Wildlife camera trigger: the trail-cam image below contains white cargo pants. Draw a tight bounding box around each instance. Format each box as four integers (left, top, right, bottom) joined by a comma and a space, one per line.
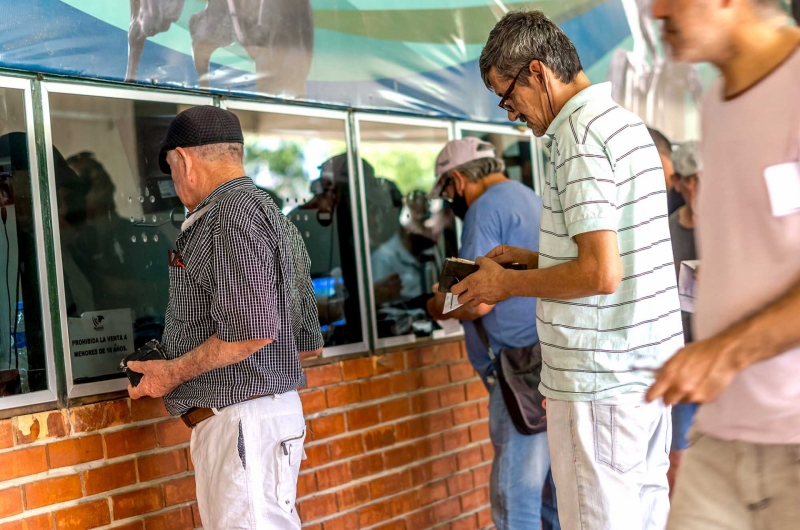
190, 391, 306, 530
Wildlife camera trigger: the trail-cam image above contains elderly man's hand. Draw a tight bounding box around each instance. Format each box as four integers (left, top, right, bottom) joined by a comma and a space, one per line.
646, 333, 742, 406
127, 359, 181, 400
451, 256, 511, 307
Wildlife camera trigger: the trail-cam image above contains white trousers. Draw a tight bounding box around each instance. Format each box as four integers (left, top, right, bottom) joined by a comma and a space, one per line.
191, 391, 306, 530
547, 392, 672, 530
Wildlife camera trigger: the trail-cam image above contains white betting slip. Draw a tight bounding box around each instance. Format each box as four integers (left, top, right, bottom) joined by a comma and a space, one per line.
443, 292, 463, 314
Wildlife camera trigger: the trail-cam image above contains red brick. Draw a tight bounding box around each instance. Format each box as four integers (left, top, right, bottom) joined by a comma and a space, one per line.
358, 499, 393, 527
460, 487, 489, 512
164, 476, 197, 506
329, 434, 364, 460
323, 512, 359, 530
297, 472, 316, 498
23, 474, 81, 509
316, 462, 351, 490
433, 497, 461, 523
452, 514, 479, 530
410, 462, 432, 486
192, 503, 201, 528
458, 446, 484, 470
389, 372, 422, 394
421, 366, 449, 388
415, 435, 443, 459
108, 524, 143, 530
131, 397, 170, 422
452, 403, 481, 425
406, 506, 435, 529
417, 342, 462, 366
113, 487, 164, 519
447, 471, 474, 496
13, 412, 68, 444
0, 487, 22, 518
431, 454, 458, 480
84, 460, 137, 495
380, 398, 410, 422
442, 427, 470, 452
69, 399, 131, 433
481, 442, 494, 462
335, 483, 370, 510
410, 391, 440, 414
302, 443, 331, 469
440, 385, 466, 407
145, 507, 193, 530
477, 399, 490, 419
466, 381, 489, 401
310, 414, 345, 440
0, 513, 52, 530
0, 446, 46, 482
359, 377, 393, 401
138, 449, 188, 482
351, 453, 383, 479
297, 492, 337, 521
347, 405, 380, 431
326, 383, 361, 408
369, 471, 411, 499
449, 361, 476, 382
156, 418, 191, 447
342, 357, 374, 381
48, 435, 103, 468
391, 491, 418, 517
363, 425, 396, 451
375, 521, 406, 530
477, 506, 493, 528
383, 443, 418, 469
418, 480, 448, 506
104, 425, 157, 458
305, 364, 342, 388
424, 410, 454, 434
469, 422, 490, 443
395, 417, 425, 442
0, 421, 12, 449
299, 389, 327, 414
54, 500, 111, 530
375, 352, 405, 374
473, 463, 491, 486
186, 448, 194, 470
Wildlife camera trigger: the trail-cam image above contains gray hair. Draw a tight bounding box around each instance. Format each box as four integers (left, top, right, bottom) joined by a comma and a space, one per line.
448, 156, 506, 183
479, 10, 582, 89
188, 142, 244, 164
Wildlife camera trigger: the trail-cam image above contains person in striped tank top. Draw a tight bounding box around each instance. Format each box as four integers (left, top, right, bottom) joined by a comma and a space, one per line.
451, 10, 683, 530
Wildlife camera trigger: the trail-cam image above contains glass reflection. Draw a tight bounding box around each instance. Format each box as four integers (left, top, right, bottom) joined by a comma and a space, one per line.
359, 121, 456, 341
461, 131, 534, 190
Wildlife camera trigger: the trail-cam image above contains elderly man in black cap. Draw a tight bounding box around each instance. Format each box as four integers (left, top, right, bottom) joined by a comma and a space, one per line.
127, 106, 323, 529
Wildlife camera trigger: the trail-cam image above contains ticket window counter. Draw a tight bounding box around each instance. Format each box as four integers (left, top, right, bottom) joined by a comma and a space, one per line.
0, 77, 58, 407
223, 101, 369, 357
355, 115, 461, 349
42, 83, 213, 398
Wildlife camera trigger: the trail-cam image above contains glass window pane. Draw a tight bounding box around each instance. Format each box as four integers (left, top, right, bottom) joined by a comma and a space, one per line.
0, 87, 49, 396
49, 94, 196, 384
358, 121, 456, 341
231, 109, 363, 348
461, 130, 534, 190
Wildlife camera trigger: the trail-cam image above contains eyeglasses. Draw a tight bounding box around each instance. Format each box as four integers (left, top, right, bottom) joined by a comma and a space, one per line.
497, 64, 529, 113
438, 175, 455, 201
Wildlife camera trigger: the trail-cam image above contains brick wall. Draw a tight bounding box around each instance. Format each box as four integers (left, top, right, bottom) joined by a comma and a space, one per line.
0, 339, 493, 530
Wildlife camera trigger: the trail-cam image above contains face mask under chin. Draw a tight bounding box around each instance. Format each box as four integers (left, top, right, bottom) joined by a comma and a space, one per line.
450, 193, 468, 220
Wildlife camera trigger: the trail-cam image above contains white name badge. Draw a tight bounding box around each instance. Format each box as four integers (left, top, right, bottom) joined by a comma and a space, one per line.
443, 292, 463, 314
764, 162, 800, 217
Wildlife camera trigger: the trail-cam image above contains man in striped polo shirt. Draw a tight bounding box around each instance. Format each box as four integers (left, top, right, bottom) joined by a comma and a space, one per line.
452, 11, 683, 529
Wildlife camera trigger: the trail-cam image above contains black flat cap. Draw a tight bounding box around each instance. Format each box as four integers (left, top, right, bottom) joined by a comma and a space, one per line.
159, 106, 244, 174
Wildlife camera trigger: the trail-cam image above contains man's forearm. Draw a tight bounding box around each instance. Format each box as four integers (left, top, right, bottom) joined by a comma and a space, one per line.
501, 258, 619, 300
722, 275, 800, 370
172, 335, 272, 385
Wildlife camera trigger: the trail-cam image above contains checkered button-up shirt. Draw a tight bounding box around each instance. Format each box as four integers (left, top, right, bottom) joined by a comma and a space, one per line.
162, 177, 323, 416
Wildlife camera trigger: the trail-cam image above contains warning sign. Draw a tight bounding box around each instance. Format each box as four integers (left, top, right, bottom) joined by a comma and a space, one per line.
68, 309, 135, 381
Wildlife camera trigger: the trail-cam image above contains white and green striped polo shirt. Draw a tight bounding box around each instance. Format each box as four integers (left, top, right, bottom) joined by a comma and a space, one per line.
537, 82, 683, 401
